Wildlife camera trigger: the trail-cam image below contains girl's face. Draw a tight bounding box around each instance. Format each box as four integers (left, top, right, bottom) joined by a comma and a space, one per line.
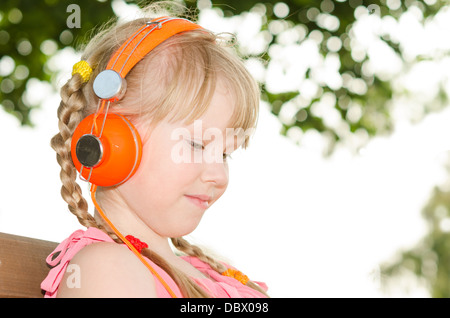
116, 80, 242, 238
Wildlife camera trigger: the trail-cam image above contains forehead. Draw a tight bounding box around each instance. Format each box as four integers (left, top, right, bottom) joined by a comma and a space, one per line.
185, 80, 235, 132
183, 85, 248, 150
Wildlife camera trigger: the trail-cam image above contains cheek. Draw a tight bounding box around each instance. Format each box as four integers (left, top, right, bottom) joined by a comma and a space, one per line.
138, 140, 196, 187
120, 138, 200, 207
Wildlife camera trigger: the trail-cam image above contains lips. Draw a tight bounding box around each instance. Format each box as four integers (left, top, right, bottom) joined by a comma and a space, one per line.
185, 194, 211, 209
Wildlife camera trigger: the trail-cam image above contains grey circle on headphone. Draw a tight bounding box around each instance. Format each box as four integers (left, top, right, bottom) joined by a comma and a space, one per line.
76, 134, 103, 168
93, 69, 127, 101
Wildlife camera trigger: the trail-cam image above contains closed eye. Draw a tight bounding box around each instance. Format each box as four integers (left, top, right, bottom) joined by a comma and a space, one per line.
189, 140, 204, 150
188, 139, 233, 162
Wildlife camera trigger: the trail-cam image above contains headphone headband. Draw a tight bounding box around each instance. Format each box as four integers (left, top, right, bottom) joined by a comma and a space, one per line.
109, 17, 202, 77
93, 17, 203, 101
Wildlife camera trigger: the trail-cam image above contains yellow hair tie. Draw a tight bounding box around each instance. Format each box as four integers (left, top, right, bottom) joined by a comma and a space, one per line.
72, 60, 92, 83
222, 268, 249, 285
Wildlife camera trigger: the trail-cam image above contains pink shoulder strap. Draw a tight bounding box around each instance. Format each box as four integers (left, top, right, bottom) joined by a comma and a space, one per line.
40, 228, 182, 298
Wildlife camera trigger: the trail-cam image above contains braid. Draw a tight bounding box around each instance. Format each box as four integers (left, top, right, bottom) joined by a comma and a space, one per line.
171, 237, 227, 273
171, 237, 269, 296
50, 74, 99, 229
140, 247, 210, 298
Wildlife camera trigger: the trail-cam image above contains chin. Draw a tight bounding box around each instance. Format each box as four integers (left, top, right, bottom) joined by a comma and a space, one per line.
168, 220, 203, 238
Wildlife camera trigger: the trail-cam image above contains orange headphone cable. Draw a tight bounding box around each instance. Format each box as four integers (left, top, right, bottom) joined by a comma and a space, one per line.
89, 184, 178, 298
92, 99, 108, 135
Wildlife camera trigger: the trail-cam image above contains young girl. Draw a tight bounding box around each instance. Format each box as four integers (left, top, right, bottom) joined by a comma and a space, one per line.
40, 4, 268, 298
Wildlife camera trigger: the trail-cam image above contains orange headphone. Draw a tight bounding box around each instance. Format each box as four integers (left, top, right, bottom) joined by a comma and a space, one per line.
70, 16, 203, 298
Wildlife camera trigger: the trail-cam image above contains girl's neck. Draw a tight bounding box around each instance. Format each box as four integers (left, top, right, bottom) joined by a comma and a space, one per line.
93, 188, 177, 262
93, 188, 210, 280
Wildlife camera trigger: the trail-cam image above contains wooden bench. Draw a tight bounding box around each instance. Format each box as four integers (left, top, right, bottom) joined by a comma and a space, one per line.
0, 232, 57, 298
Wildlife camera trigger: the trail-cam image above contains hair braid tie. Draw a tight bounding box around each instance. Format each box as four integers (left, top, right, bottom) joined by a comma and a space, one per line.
72, 60, 93, 83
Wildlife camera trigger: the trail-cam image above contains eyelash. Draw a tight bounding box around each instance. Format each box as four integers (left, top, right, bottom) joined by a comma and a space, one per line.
189, 140, 232, 161
190, 140, 204, 150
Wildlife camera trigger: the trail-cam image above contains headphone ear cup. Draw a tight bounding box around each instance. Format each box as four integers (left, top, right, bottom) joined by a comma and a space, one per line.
71, 113, 142, 187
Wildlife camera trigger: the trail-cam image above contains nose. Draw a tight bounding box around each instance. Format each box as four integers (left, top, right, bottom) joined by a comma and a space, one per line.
200, 161, 229, 188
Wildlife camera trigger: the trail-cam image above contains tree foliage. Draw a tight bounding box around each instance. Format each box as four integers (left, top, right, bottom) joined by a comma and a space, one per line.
380, 160, 450, 297
0, 0, 445, 144
0, 0, 114, 125
209, 0, 447, 154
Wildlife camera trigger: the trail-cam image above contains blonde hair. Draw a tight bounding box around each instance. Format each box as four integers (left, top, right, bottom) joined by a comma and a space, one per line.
51, 4, 266, 298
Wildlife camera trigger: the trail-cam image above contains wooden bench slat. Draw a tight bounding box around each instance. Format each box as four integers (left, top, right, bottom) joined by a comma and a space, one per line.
0, 232, 57, 298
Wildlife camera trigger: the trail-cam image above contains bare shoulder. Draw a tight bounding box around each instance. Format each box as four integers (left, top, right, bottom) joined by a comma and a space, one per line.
56, 242, 157, 298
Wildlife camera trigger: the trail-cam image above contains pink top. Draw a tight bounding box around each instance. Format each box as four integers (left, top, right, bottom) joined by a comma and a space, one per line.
40, 227, 268, 298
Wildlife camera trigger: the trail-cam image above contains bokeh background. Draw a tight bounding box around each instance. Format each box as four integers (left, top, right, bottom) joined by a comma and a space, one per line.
1, 0, 450, 297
